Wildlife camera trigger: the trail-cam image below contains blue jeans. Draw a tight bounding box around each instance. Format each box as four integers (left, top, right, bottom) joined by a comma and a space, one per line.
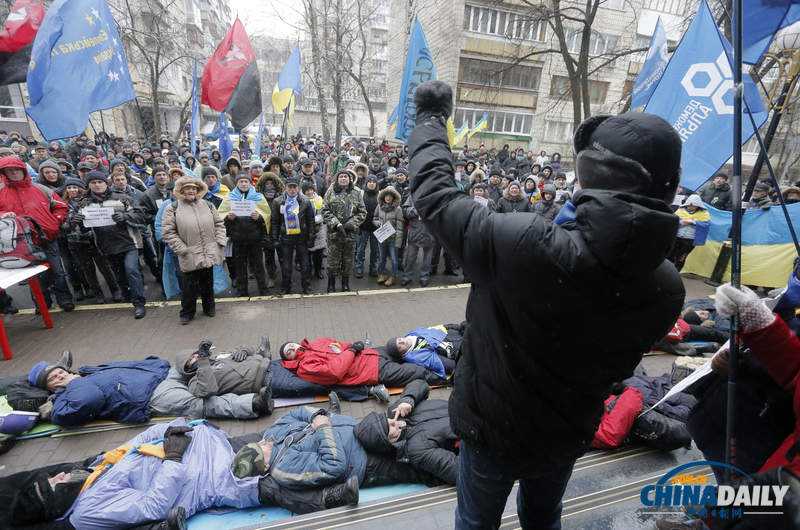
378, 241, 398, 276
38, 239, 74, 307
355, 228, 378, 272
106, 249, 146, 308
264, 360, 369, 401
455, 441, 575, 530
402, 243, 432, 282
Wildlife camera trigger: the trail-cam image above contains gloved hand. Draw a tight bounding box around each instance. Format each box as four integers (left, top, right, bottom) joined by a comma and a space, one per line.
344, 224, 355, 234
71, 213, 86, 224
349, 341, 365, 355
715, 283, 775, 332
197, 339, 213, 358
163, 426, 194, 463
413, 80, 453, 122
232, 349, 248, 362
337, 225, 347, 241
111, 212, 126, 224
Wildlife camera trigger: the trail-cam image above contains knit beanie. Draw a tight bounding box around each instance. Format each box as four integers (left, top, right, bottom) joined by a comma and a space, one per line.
64, 177, 86, 190
279, 342, 292, 361
84, 171, 107, 185
385, 338, 401, 360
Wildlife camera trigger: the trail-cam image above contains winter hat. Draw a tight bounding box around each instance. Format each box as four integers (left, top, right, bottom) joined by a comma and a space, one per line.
64, 177, 86, 190
152, 167, 169, 178
37, 159, 62, 174
509, 180, 521, 191
235, 171, 252, 183
365, 175, 378, 185
573, 113, 682, 199
353, 411, 394, 453
714, 172, 729, 181
282, 155, 294, 164
456, 159, 466, 168
489, 168, 503, 177
28, 361, 66, 390
284, 177, 300, 187
754, 181, 771, 192
395, 168, 408, 177
250, 160, 262, 169
76, 161, 93, 171
683, 310, 702, 325
542, 183, 557, 196
109, 158, 128, 170
301, 181, 315, 194
472, 182, 487, 190
301, 158, 314, 166
0, 147, 13, 156
201, 167, 217, 178
385, 338, 401, 360
179, 146, 191, 155
84, 171, 107, 185
199, 151, 210, 160
168, 155, 181, 164
169, 168, 186, 178
267, 156, 282, 168
230, 442, 268, 478
279, 342, 293, 361
555, 172, 567, 181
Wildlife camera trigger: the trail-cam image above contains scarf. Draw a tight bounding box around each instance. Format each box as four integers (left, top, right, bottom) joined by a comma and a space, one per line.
228, 186, 265, 203
205, 180, 220, 199
263, 187, 276, 199
284, 194, 301, 235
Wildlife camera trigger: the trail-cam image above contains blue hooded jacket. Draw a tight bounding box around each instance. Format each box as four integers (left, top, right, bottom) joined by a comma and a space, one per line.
50, 357, 170, 427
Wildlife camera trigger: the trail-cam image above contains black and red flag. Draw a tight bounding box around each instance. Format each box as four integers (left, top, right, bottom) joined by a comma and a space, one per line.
202, 18, 262, 131
0, 0, 45, 86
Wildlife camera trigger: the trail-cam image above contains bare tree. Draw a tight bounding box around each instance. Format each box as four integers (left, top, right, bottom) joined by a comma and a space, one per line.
110, 0, 193, 139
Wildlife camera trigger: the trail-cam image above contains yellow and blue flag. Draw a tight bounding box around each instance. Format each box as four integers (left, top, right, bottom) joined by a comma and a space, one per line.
468, 113, 488, 139
683, 203, 800, 288
26, 0, 134, 141
387, 104, 399, 130
453, 121, 469, 145
272, 41, 302, 114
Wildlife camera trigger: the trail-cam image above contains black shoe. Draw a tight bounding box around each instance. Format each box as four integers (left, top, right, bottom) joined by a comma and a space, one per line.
694, 342, 721, 356
61, 302, 75, 312
134, 307, 146, 319
327, 277, 336, 293
364, 332, 372, 348
204, 310, 216, 317
231, 277, 238, 288
369, 269, 378, 277
56, 349, 73, 370
315, 269, 325, 279
1, 305, 18, 315
259, 289, 271, 296
180, 316, 191, 325
237, 291, 249, 298
341, 277, 350, 292
323, 475, 359, 509
254, 333, 271, 359
151, 506, 186, 530
73, 289, 85, 302
355, 268, 364, 279
281, 288, 291, 295
252, 386, 274, 415
420, 279, 428, 287
111, 288, 124, 303
430, 266, 438, 275
328, 391, 341, 415
400, 278, 411, 286
444, 269, 458, 276
302, 287, 313, 295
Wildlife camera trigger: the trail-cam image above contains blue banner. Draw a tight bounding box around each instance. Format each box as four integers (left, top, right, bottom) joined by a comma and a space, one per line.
26, 0, 135, 140
643, 0, 769, 192
191, 59, 198, 156
255, 112, 263, 157
395, 17, 437, 143
218, 112, 232, 162
739, 0, 800, 65
631, 17, 667, 110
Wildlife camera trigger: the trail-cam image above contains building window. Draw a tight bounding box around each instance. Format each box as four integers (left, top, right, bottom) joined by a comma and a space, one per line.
459, 58, 541, 90
565, 30, 619, 57
622, 79, 635, 100
463, 4, 546, 42
544, 120, 574, 143
550, 76, 609, 103
0, 85, 25, 120
643, 0, 687, 15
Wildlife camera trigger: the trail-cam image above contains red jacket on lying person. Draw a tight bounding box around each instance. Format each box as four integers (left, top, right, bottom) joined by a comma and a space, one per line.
281, 337, 381, 386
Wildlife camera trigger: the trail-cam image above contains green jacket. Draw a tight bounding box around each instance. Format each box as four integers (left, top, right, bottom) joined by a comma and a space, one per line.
322, 181, 366, 241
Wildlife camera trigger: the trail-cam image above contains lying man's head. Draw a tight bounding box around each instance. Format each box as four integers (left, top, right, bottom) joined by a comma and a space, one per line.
683, 310, 710, 325
279, 342, 301, 361
10, 469, 89, 525
29, 362, 79, 393
384, 337, 414, 360
354, 410, 407, 453
231, 438, 273, 478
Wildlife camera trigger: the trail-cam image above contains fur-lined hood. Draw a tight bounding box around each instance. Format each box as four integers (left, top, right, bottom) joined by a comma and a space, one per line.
354, 162, 369, 178
377, 186, 401, 205
174, 176, 208, 199
782, 186, 800, 199
256, 172, 285, 195
502, 187, 527, 202
469, 169, 486, 185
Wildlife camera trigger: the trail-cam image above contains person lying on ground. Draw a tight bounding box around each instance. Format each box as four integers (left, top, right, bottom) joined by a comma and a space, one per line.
1, 417, 358, 530
653, 309, 729, 356
383, 323, 465, 378
278, 333, 449, 402
354, 379, 459, 486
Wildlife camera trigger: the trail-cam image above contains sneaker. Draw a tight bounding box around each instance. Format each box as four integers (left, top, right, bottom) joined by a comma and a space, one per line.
369, 384, 389, 403
134, 307, 146, 319
653, 520, 707, 530
323, 475, 359, 509
252, 386, 274, 415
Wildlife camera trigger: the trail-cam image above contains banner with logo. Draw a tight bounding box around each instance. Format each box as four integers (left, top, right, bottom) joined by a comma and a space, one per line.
631, 17, 668, 110
643, 0, 769, 192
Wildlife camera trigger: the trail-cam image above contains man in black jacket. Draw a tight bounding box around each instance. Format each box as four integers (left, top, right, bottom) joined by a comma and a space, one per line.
271, 178, 315, 295
700, 172, 733, 211
407, 81, 685, 530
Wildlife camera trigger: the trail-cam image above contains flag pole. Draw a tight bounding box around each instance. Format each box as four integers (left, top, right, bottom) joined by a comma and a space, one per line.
281, 99, 290, 141
134, 97, 150, 141
725, 0, 743, 483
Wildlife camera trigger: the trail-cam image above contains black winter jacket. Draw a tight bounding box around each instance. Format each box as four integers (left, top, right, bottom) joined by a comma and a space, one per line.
700, 182, 733, 211
360, 187, 379, 232
353, 380, 459, 485
72, 190, 146, 256
224, 210, 265, 243
270, 193, 316, 245
408, 116, 685, 467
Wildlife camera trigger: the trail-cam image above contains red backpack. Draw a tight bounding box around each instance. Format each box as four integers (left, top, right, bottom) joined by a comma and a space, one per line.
0, 216, 47, 268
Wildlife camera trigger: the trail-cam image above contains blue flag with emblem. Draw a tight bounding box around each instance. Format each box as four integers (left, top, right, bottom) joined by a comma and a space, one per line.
218, 112, 232, 162
395, 17, 437, 143
25, 0, 135, 141
191, 59, 198, 156
643, 0, 769, 192
631, 17, 668, 110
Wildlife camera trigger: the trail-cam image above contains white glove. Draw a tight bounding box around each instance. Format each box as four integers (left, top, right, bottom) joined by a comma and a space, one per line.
715, 283, 775, 332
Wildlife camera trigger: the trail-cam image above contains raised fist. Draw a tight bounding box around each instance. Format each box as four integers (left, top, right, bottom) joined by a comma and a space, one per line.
414, 81, 453, 122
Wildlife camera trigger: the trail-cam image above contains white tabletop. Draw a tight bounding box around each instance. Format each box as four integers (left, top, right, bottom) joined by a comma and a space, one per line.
0, 264, 48, 290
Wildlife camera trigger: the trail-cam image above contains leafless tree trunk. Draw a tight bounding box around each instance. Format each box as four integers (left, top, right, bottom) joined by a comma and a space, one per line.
304, 0, 332, 141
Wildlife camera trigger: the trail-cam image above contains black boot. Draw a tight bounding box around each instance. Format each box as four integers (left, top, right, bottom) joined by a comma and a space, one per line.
57, 350, 73, 370
328, 391, 341, 415
254, 333, 271, 359
693, 342, 721, 356
364, 332, 372, 348
150, 506, 186, 530
323, 475, 359, 509
315, 268, 325, 279
252, 386, 274, 416
327, 276, 336, 293
341, 276, 350, 292
72, 286, 85, 302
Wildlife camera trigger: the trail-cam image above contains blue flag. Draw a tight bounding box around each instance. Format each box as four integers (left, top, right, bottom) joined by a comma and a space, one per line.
643, 0, 769, 192
26, 0, 135, 141
218, 112, 232, 162
255, 112, 263, 157
191, 59, 198, 156
631, 17, 668, 110
739, 0, 800, 65
396, 17, 437, 143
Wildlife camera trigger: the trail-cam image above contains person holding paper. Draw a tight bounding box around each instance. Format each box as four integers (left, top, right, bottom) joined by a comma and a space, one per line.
270, 177, 315, 295
66, 172, 148, 319
372, 186, 403, 287
218, 172, 272, 297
